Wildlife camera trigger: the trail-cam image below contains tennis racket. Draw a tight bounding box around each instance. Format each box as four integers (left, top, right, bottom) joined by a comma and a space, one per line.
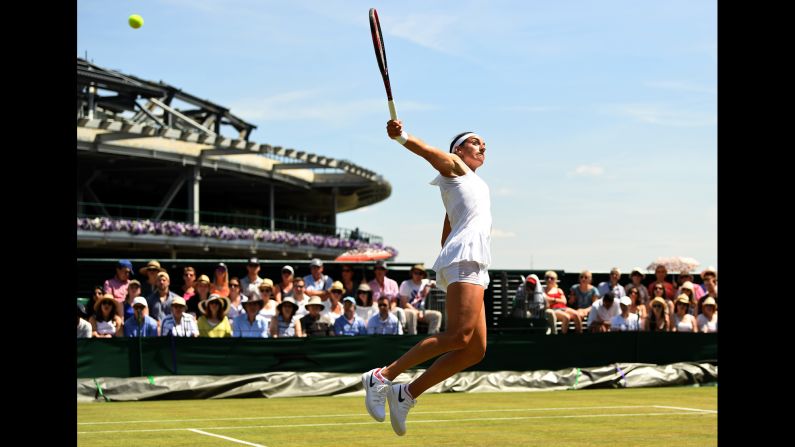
369, 8, 398, 120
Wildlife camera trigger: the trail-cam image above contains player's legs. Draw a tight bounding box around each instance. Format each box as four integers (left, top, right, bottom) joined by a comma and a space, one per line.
380, 281, 485, 388
406, 299, 486, 397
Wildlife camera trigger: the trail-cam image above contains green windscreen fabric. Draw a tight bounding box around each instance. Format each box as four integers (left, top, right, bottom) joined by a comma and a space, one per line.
78, 332, 716, 378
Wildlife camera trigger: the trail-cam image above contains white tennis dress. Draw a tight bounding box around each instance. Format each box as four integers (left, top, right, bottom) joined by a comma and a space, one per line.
430, 163, 492, 289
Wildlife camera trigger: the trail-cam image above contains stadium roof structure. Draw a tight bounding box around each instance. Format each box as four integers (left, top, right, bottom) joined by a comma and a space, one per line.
77, 58, 392, 259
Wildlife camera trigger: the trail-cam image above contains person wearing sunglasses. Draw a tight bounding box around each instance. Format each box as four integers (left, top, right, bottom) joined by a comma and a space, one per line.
644, 297, 671, 332
543, 271, 581, 334
569, 270, 600, 320
367, 296, 403, 335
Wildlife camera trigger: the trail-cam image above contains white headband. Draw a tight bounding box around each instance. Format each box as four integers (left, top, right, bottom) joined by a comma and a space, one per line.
451, 133, 477, 152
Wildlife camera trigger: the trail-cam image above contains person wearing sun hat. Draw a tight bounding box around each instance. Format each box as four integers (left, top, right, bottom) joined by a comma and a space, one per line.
300, 296, 334, 337
697, 296, 718, 333
89, 293, 124, 338
139, 260, 165, 297
124, 297, 159, 337
231, 292, 269, 338
197, 294, 232, 337
160, 297, 199, 337
672, 294, 697, 332
645, 296, 670, 332
270, 296, 303, 338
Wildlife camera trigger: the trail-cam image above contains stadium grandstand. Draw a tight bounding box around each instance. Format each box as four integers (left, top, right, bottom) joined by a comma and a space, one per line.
77, 57, 393, 260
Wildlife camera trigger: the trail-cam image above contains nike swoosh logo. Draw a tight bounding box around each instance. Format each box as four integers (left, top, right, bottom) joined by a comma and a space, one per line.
398, 386, 405, 402
369, 374, 376, 387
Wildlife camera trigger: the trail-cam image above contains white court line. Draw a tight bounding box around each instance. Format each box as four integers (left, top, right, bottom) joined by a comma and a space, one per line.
188, 429, 267, 447
653, 405, 718, 414
78, 410, 715, 434
78, 405, 649, 425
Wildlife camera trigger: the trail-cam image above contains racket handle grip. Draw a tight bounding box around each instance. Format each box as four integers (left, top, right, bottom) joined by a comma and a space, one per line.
388, 100, 398, 121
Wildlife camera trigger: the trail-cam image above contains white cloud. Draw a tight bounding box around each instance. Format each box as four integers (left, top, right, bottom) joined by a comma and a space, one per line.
606, 103, 716, 127
491, 228, 517, 238
387, 14, 460, 54
571, 165, 604, 176
645, 81, 716, 95
494, 187, 516, 197
228, 90, 436, 124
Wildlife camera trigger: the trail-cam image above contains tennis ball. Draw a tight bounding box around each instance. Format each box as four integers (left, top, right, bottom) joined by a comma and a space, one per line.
128, 14, 144, 29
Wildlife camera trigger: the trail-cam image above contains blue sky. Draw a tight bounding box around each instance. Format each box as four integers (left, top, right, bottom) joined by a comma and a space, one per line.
78, 0, 717, 272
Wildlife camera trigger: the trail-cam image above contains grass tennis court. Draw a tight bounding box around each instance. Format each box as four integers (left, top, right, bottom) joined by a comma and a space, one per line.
77, 386, 716, 446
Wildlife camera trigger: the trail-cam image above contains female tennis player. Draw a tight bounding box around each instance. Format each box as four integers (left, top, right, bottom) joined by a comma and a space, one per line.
362, 119, 492, 436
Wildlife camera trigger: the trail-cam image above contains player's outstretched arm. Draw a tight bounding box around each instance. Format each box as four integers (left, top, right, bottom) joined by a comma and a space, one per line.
386, 120, 463, 177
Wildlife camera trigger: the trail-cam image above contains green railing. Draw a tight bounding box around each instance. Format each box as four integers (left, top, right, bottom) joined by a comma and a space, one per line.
76, 201, 382, 243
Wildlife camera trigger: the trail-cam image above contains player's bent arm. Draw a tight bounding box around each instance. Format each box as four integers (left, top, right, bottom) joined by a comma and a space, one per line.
402, 135, 461, 177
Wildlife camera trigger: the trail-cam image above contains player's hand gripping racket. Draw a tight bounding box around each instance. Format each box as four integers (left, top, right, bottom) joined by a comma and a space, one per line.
369, 8, 397, 120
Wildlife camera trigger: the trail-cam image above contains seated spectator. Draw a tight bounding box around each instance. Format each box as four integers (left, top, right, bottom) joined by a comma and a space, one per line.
625, 285, 648, 324
77, 303, 92, 338
513, 274, 556, 329
300, 296, 334, 337
146, 271, 180, 322
610, 296, 640, 331
270, 297, 303, 338
697, 297, 718, 333
355, 283, 378, 323
597, 267, 626, 300
368, 260, 406, 329
104, 259, 133, 317
139, 260, 164, 297
187, 274, 211, 317
649, 281, 674, 318
367, 296, 404, 335
339, 264, 360, 297
678, 281, 699, 316
257, 279, 279, 320
569, 270, 600, 319
182, 266, 197, 303
672, 294, 697, 332
699, 266, 718, 298
644, 297, 671, 332
231, 293, 269, 338
274, 265, 295, 303
86, 285, 104, 320
160, 297, 199, 337
240, 257, 263, 293
323, 281, 345, 322
226, 277, 246, 320
647, 264, 676, 300
698, 267, 718, 314
542, 271, 580, 334
197, 294, 233, 338
399, 264, 443, 335
291, 277, 312, 318
586, 291, 620, 333
89, 293, 124, 338
677, 270, 704, 302
123, 279, 143, 322
210, 263, 230, 298
124, 297, 159, 337
624, 267, 650, 305
333, 297, 367, 336
303, 258, 333, 299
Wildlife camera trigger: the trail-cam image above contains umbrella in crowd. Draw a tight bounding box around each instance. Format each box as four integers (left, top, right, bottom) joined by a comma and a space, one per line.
646, 256, 700, 273
335, 248, 394, 262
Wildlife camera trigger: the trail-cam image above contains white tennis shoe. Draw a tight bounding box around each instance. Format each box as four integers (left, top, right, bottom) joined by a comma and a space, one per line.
387, 383, 416, 436
362, 368, 390, 422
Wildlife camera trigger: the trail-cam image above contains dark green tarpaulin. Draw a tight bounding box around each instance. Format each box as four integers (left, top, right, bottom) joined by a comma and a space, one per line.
78, 332, 716, 378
